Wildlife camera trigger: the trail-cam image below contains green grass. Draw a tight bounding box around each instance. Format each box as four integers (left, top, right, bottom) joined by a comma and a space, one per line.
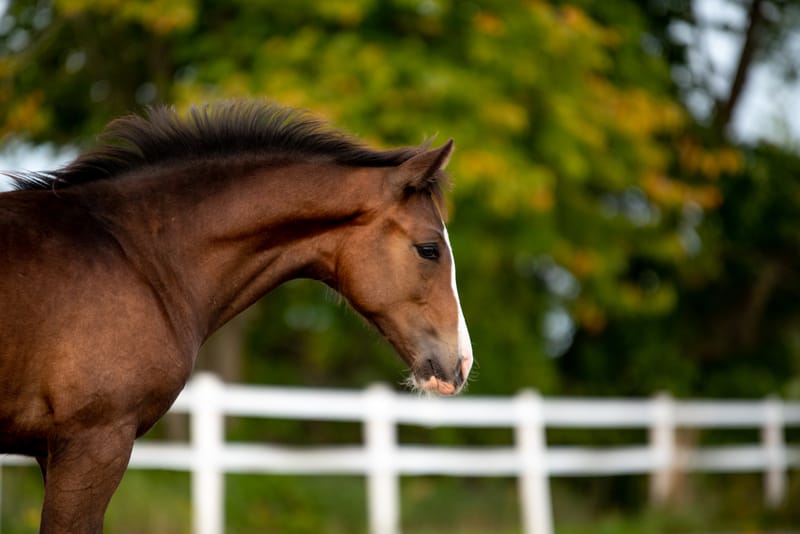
3, 467, 800, 533
0, 466, 43, 534
106, 470, 192, 534
225, 475, 366, 534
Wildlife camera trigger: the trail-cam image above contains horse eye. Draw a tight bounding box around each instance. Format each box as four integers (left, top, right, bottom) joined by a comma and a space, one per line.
415, 243, 440, 261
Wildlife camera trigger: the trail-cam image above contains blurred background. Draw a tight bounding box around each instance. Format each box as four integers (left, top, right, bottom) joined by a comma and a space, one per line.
1, 0, 800, 532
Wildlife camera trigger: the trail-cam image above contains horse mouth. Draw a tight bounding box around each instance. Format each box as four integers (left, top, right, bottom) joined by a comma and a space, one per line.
413, 375, 460, 396
411, 356, 465, 396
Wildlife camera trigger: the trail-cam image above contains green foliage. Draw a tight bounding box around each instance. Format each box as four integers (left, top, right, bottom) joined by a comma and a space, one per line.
3, 0, 800, 399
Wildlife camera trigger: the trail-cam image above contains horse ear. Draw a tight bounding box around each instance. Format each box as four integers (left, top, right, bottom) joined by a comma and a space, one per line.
391, 139, 454, 195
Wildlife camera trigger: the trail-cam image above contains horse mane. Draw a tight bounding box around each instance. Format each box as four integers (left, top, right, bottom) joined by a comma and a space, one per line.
8, 100, 430, 192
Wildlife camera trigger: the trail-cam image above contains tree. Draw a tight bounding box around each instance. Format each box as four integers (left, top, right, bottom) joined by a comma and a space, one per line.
2, 0, 799, 398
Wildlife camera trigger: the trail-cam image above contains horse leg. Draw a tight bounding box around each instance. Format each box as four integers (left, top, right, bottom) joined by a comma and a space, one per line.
39, 425, 135, 534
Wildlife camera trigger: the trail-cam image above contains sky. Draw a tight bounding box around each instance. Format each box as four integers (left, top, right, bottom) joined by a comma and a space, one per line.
1, 0, 799, 190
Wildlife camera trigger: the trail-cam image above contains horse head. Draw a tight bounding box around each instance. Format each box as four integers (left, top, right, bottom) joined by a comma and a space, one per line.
333, 140, 473, 395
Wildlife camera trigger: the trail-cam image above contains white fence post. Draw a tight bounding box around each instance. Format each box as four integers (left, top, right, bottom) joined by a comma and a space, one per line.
762, 395, 786, 508
514, 390, 552, 534
649, 392, 675, 504
191, 373, 225, 534
365, 384, 399, 534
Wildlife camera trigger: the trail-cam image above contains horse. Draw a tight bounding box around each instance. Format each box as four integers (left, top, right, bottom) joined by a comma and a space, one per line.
0, 100, 473, 533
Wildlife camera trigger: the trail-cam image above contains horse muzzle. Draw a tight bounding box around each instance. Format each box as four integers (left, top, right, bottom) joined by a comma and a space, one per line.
412, 354, 470, 396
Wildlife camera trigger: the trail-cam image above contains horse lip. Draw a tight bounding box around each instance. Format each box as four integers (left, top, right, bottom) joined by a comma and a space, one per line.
415, 375, 459, 396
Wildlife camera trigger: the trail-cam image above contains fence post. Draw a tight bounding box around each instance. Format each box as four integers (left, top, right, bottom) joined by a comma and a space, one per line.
762, 395, 786, 508
191, 373, 225, 534
365, 384, 398, 534
649, 392, 675, 504
514, 389, 552, 534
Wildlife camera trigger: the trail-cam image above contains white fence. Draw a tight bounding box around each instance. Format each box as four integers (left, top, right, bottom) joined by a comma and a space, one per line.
2, 372, 800, 534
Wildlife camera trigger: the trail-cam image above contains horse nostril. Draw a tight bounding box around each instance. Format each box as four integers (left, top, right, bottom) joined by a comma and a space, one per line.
426, 358, 439, 379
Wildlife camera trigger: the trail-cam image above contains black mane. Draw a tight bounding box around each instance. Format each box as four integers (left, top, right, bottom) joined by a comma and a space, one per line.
9, 100, 422, 191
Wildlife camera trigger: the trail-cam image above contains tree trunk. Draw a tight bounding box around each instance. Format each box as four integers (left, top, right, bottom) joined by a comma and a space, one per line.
714, 0, 764, 133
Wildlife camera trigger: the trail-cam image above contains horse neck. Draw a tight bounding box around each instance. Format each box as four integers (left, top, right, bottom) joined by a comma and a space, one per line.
94, 158, 382, 343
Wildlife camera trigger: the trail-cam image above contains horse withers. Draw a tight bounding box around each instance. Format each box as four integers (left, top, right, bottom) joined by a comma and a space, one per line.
0, 101, 473, 533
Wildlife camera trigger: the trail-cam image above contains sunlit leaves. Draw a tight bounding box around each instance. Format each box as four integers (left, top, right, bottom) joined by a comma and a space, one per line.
0, 91, 47, 140
55, 0, 196, 34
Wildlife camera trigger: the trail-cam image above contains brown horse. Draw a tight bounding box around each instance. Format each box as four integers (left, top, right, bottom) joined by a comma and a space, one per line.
0, 100, 473, 533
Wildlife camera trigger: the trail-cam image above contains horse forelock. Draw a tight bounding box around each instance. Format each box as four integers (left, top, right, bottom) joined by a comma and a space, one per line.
7, 99, 426, 192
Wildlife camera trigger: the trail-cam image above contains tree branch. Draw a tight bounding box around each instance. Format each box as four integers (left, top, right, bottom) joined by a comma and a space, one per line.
714, 0, 764, 132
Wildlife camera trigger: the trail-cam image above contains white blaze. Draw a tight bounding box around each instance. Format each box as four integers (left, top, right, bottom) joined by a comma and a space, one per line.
443, 225, 473, 378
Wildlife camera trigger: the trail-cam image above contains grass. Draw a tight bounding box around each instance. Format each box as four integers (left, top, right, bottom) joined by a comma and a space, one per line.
2, 466, 800, 533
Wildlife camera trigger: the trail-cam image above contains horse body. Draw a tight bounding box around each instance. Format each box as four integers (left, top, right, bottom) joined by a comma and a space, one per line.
0, 101, 472, 533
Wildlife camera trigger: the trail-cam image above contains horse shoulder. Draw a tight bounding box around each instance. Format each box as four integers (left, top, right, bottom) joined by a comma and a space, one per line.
0, 194, 193, 448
